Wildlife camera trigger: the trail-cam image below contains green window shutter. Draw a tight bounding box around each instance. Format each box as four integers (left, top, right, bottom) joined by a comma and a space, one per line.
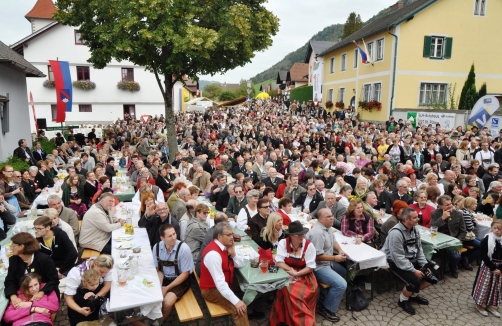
423, 36, 432, 57
444, 37, 453, 59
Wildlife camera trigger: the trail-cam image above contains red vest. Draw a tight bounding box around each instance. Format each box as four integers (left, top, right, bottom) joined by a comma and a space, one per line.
200, 240, 234, 290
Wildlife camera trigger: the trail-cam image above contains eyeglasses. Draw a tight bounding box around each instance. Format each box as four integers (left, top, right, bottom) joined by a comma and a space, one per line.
34, 227, 46, 231
260, 206, 270, 209
11, 243, 19, 247
202, 211, 209, 215
223, 233, 234, 237
5, 170, 13, 173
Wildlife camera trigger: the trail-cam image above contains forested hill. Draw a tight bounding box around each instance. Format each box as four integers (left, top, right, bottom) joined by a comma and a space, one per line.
250, 0, 417, 83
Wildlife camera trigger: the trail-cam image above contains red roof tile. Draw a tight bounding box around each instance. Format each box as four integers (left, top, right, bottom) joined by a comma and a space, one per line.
289, 63, 308, 82
25, 0, 57, 20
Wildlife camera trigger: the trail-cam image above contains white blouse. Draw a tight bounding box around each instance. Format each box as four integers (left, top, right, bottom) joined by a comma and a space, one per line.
275, 238, 316, 269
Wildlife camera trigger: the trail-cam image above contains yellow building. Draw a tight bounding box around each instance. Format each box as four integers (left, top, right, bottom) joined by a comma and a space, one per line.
318, 0, 502, 121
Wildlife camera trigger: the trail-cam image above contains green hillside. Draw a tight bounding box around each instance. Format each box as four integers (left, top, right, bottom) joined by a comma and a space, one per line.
250, 0, 417, 84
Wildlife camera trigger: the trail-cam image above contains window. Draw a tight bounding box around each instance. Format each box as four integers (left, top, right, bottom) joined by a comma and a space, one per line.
354, 49, 358, 68
373, 83, 381, 102
79, 104, 92, 112
327, 89, 334, 102
76, 66, 90, 81
376, 39, 384, 61
419, 83, 448, 106
47, 65, 54, 81
123, 105, 136, 119
363, 83, 381, 102
339, 88, 345, 103
366, 42, 373, 63
0, 96, 10, 134
121, 68, 134, 81
340, 54, 346, 71
480, 0, 486, 15
423, 36, 453, 59
74, 30, 83, 44
474, 0, 480, 14
51, 104, 57, 121
329, 57, 335, 74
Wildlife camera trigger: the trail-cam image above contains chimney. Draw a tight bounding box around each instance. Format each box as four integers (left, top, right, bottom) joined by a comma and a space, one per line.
390, 1, 404, 11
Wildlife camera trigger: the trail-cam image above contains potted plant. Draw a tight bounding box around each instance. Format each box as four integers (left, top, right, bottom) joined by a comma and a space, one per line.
117, 80, 140, 92
358, 100, 382, 112
43, 80, 56, 89
325, 100, 334, 109
335, 101, 344, 109
72, 80, 96, 90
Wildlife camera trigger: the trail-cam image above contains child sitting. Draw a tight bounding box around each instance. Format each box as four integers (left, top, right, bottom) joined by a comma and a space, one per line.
67, 269, 104, 326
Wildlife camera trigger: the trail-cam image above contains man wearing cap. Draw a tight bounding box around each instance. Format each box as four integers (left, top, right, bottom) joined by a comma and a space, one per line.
306, 208, 347, 322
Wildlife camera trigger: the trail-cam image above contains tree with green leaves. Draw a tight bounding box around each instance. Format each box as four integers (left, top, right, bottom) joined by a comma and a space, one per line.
219, 91, 237, 101
478, 83, 487, 100
54, 0, 279, 161
458, 64, 478, 110
203, 84, 223, 100
342, 12, 364, 39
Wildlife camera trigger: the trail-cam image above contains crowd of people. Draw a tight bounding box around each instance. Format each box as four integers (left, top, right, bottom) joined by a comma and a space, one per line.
2, 97, 502, 325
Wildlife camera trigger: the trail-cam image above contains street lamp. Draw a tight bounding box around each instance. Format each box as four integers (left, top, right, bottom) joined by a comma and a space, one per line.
246, 80, 252, 101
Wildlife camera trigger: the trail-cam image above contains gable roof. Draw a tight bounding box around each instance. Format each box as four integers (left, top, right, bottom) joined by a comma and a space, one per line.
0, 40, 45, 77
319, 0, 437, 56
304, 40, 337, 62
11, 21, 59, 53
276, 71, 291, 84
25, 0, 57, 20
289, 63, 308, 82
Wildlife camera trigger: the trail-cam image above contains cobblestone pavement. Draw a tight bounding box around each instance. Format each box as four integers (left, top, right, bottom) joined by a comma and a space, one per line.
53, 266, 500, 326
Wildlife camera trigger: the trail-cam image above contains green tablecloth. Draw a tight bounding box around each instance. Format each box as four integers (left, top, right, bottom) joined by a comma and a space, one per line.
114, 187, 135, 202
416, 226, 463, 260
233, 228, 289, 305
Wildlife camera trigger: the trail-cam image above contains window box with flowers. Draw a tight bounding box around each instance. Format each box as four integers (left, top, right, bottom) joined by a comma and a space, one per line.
358, 100, 382, 112
117, 80, 140, 92
325, 101, 334, 109
335, 101, 344, 109
43, 80, 56, 89
72, 80, 96, 90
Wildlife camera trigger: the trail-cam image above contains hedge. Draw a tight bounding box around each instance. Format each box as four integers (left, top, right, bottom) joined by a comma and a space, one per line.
290, 85, 313, 103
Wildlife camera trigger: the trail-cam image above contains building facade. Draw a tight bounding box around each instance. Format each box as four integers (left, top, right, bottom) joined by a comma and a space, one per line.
319, 0, 502, 122
12, 0, 197, 132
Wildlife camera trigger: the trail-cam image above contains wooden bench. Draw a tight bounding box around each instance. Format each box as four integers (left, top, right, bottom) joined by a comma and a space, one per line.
174, 287, 203, 325
319, 282, 330, 289
193, 270, 231, 326
81, 249, 100, 260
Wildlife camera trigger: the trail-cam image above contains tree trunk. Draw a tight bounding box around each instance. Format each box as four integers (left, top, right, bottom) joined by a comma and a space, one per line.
162, 76, 179, 164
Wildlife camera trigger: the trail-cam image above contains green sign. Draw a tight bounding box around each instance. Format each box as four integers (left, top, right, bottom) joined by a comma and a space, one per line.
406, 112, 417, 128
46, 125, 79, 131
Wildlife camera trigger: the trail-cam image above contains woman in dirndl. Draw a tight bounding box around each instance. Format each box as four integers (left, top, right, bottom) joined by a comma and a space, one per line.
270, 221, 318, 326
472, 219, 502, 317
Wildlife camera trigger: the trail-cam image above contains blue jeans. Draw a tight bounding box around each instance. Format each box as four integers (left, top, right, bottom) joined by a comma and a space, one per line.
314, 262, 347, 313
448, 250, 462, 272
463, 238, 481, 263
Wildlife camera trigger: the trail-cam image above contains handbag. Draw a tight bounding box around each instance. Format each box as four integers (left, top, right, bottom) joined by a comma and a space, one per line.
346, 284, 369, 312
464, 231, 476, 241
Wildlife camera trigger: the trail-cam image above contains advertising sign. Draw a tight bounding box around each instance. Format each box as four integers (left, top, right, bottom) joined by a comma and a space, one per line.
312, 61, 323, 103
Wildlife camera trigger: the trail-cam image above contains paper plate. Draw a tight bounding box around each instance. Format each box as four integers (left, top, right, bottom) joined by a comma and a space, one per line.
115, 241, 133, 249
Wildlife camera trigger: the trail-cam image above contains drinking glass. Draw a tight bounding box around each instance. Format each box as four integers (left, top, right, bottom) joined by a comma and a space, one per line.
259, 259, 269, 273
430, 226, 438, 238
118, 268, 128, 286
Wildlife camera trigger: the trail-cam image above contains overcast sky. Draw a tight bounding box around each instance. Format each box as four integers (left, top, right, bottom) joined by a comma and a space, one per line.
1, 0, 398, 83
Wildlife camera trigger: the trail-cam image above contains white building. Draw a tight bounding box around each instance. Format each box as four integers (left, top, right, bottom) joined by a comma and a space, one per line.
0, 40, 45, 161
11, 0, 198, 132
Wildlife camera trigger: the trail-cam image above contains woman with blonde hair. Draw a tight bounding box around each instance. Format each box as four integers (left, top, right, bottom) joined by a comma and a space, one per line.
259, 212, 286, 251
456, 140, 471, 168
425, 173, 444, 195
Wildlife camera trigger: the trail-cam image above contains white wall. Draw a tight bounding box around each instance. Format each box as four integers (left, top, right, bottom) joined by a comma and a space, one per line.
0, 65, 35, 162
21, 23, 179, 130
31, 19, 53, 33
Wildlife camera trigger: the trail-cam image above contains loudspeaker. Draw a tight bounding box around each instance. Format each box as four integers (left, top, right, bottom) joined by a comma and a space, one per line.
37, 118, 47, 130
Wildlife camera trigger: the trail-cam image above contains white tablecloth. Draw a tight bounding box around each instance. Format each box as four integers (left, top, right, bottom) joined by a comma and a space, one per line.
115, 202, 140, 226
109, 228, 163, 319
31, 186, 63, 208
334, 230, 388, 270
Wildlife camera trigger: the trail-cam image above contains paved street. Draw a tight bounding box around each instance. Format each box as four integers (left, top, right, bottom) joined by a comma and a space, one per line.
52, 266, 501, 326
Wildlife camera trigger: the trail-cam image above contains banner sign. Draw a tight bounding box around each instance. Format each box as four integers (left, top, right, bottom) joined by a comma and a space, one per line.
29, 92, 38, 133
467, 95, 501, 130
49, 60, 72, 122
407, 112, 456, 130
312, 61, 323, 103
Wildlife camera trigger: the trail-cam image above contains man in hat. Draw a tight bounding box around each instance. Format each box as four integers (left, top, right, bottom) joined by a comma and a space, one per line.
203, 152, 216, 174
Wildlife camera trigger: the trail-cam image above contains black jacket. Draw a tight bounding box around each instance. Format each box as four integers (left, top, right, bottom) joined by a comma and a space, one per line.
34, 172, 49, 190
4, 251, 59, 298
385, 144, 405, 164
84, 180, 98, 204
68, 283, 104, 325
243, 170, 259, 184
138, 213, 181, 246
37, 227, 78, 275
13, 146, 34, 165
262, 177, 284, 192
385, 192, 414, 214
293, 191, 324, 213
156, 175, 172, 193
214, 187, 230, 212
21, 179, 37, 203
105, 165, 115, 186
422, 149, 438, 164
232, 164, 246, 178
439, 145, 456, 160
32, 149, 47, 162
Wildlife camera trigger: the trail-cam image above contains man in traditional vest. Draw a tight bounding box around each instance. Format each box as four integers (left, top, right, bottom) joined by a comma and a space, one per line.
199, 222, 249, 326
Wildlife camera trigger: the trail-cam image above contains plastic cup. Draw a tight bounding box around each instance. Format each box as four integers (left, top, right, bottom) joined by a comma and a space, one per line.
259, 259, 269, 273
430, 226, 438, 238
